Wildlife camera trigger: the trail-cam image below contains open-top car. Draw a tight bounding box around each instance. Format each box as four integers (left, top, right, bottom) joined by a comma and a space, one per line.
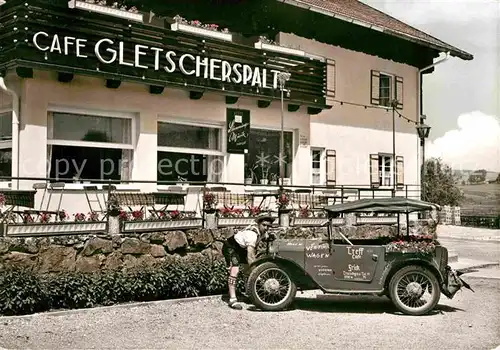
245, 197, 473, 316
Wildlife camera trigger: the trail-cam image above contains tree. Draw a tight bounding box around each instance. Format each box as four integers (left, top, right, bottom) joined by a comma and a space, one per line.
422, 158, 464, 206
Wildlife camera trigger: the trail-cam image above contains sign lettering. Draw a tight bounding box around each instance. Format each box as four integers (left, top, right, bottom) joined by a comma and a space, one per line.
32, 31, 285, 89
226, 109, 250, 154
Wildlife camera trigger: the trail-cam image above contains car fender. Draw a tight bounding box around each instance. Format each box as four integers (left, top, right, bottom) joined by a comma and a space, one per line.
381, 257, 445, 289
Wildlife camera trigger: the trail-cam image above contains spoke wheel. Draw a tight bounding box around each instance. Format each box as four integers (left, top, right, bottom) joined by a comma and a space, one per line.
247, 262, 297, 311
389, 265, 440, 316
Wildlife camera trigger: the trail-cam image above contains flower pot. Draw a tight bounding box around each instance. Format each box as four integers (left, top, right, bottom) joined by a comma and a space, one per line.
279, 211, 290, 228
269, 181, 277, 186
171, 22, 233, 42
245, 178, 253, 185
204, 211, 217, 229
254, 41, 305, 57
260, 179, 269, 185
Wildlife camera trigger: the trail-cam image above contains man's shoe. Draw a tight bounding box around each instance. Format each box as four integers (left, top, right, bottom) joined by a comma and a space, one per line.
228, 299, 243, 310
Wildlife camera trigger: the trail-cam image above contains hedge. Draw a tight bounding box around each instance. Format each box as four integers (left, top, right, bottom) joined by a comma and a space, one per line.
0, 256, 247, 316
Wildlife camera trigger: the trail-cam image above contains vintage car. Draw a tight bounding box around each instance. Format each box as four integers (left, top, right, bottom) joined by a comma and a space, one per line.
245, 198, 473, 316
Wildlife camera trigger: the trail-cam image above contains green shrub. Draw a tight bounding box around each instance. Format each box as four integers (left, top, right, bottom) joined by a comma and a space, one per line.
0, 256, 246, 316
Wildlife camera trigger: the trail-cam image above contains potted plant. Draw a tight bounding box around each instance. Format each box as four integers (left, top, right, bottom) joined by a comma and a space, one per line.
259, 164, 270, 185
276, 189, 292, 227
245, 164, 256, 185
269, 173, 278, 186
171, 15, 232, 42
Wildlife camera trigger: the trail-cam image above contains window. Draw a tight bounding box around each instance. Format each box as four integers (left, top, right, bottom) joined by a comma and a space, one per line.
0, 111, 12, 178
311, 148, 323, 185
370, 70, 403, 109
369, 154, 404, 188
157, 121, 223, 183
244, 128, 293, 184
47, 111, 134, 183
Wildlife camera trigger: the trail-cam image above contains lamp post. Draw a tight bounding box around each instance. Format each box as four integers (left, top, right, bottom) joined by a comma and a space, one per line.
277, 71, 291, 186
416, 116, 431, 200
391, 100, 398, 197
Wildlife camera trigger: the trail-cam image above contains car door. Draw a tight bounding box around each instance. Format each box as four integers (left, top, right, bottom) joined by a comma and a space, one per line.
331, 244, 385, 284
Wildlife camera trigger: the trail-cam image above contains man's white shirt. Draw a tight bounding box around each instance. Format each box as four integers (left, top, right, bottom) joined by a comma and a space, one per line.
233, 226, 260, 248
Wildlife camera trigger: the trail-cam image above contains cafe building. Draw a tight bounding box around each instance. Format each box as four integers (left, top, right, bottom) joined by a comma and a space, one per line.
0, 0, 472, 215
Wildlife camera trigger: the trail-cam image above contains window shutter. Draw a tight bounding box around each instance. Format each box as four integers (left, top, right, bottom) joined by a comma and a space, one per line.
396, 155, 404, 188
326, 149, 336, 187
395, 76, 403, 109
326, 59, 336, 101
370, 70, 380, 105
370, 154, 379, 188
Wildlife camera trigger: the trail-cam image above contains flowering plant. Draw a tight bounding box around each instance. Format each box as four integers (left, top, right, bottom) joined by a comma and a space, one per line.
276, 189, 291, 210
74, 213, 86, 222
258, 35, 277, 45
88, 211, 100, 222
40, 212, 52, 223
119, 210, 130, 221
219, 205, 244, 218
57, 210, 69, 222
169, 210, 182, 220
173, 15, 230, 33
131, 210, 144, 221
247, 205, 261, 217
23, 213, 34, 224
298, 205, 310, 218
0, 193, 5, 207
203, 192, 217, 211
385, 235, 436, 254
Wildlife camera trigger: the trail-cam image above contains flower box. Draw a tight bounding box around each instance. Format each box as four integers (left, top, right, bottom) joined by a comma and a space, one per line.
170, 22, 232, 42
254, 42, 305, 57
217, 217, 256, 227
4, 221, 108, 237
292, 217, 329, 227
121, 218, 203, 233
67, 0, 144, 22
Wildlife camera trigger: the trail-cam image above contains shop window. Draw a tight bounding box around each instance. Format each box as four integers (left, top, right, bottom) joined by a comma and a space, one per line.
0, 111, 12, 178
245, 128, 293, 184
157, 121, 223, 183
47, 111, 133, 183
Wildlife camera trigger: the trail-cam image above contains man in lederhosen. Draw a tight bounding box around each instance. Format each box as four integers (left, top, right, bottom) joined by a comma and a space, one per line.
222, 215, 275, 310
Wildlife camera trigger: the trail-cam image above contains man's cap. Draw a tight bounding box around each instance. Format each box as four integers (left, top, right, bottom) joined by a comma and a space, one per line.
255, 215, 276, 224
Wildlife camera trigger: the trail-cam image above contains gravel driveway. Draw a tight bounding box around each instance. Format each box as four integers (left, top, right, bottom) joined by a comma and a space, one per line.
1, 277, 498, 350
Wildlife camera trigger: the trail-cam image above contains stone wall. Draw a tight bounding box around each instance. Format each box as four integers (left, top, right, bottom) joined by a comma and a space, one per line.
0, 220, 436, 273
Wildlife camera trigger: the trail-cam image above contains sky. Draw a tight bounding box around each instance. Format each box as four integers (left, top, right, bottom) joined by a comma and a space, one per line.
362, 0, 500, 172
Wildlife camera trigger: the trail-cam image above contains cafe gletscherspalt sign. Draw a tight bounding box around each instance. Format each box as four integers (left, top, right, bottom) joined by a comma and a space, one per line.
32, 31, 287, 90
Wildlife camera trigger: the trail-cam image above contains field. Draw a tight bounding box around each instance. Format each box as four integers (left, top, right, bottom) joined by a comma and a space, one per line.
458, 183, 500, 216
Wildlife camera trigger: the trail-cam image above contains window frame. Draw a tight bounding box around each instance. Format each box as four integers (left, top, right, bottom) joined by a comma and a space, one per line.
310, 147, 325, 186
157, 117, 226, 186
378, 72, 393, 108
378, 153, 394, 187
0, 109, 12, 150
46, 105, 137, 190
246, 125, 295, 185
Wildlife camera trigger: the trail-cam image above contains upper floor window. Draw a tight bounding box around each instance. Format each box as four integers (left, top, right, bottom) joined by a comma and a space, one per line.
370, 70, 403, 109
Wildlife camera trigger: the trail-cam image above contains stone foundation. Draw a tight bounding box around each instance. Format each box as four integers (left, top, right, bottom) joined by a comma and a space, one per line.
0, 221, 436, 273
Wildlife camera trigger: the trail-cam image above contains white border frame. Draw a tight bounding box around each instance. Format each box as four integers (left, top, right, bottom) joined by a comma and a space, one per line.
46, 105, 138, 190
310, 147, 325, 186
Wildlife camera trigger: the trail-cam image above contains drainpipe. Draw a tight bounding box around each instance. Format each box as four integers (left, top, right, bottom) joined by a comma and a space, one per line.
416, 51, 450, 196
0, 77, 20, 190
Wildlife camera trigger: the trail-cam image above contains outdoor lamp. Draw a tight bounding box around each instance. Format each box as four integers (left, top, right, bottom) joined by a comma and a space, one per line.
416, 122, 431, 146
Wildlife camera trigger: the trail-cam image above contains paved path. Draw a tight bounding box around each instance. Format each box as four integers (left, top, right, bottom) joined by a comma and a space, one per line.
437, 225, 500, 242
0, 279, 498, 350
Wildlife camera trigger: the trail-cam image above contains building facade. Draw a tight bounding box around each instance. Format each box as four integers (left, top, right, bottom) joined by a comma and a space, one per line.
0, 0, 472, 215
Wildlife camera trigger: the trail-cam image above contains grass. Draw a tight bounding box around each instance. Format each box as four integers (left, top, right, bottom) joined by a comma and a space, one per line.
458, 183, 500, 216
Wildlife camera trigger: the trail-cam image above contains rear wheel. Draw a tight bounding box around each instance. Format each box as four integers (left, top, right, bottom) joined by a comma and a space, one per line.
389, 265, 440, 316
247, 262, 297, 311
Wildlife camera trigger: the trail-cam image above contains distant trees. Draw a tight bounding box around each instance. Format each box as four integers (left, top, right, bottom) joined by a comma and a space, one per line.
422, 158, 464, 206
468, 169, 487, 184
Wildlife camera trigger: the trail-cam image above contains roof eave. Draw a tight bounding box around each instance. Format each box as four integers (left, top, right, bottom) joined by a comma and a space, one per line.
277, 0, 474, 61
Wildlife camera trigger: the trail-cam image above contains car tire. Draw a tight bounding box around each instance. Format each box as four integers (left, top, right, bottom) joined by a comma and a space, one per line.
247, 262, 297, 311
389, 265, 441, 316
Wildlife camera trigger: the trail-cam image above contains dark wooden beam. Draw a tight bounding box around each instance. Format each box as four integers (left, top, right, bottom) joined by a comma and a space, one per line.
257, 100, 271, 108
106, 79, 121, 89
189, 90, 204, 100
149, 85, 165, 94
307, 106, 323, 115
287, 104, 300, 112
16, 67, 33, 79
57, 72, 74, 83
225, 96, 239, 104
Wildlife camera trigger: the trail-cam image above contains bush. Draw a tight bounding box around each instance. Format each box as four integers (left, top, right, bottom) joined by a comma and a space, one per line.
0, 255, 245, 316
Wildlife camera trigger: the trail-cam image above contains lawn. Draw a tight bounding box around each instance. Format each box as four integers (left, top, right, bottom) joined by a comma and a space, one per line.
458, 183, 500, 216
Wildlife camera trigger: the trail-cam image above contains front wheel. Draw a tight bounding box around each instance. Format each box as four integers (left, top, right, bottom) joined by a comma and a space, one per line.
247, 262, 297, 311
389, 265, 441, 316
